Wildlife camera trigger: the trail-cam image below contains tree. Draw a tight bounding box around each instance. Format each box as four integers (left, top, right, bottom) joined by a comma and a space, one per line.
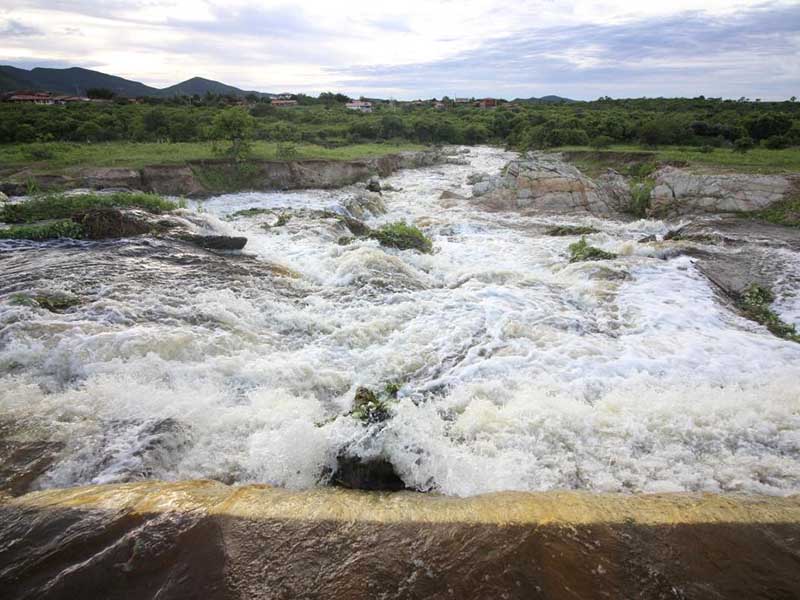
212, 108, 255, 161
86, 88, 114, 100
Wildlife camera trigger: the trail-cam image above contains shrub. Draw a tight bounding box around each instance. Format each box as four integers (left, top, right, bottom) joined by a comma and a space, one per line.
733, 137, 755, 153
275, 143, 298, 160
589, 135, 614, 149
764, 135, 791, 150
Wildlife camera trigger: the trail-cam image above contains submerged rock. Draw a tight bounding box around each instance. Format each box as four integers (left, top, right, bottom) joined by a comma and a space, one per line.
332, 453, 406, 491
2, 481, 800, 599
180, 234, 248, 251
366, 176, 382, 193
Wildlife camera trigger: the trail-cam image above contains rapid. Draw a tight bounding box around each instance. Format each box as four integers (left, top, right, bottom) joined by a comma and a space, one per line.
1, 146, 799, 497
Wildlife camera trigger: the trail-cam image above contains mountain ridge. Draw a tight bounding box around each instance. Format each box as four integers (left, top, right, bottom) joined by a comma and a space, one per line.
0, 66, 270, 98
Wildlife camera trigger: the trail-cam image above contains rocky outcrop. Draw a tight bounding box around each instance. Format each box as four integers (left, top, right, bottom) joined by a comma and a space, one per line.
471, 153, 625, 216
649, 167, 795, 216
142, 165, 205, 196
1, 481, 800, 599
0, 150, 442, 198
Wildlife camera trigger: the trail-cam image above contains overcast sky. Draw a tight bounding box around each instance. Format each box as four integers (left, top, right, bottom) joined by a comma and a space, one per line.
1, 0, 799, 100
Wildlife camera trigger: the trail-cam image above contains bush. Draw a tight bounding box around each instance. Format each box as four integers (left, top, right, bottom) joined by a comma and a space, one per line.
589, 135, 614, 149
733, 137, 755, 153
764, 135, 791, 150
275, 143, 298, 160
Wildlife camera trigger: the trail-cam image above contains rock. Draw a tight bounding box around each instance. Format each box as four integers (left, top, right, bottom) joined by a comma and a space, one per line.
331, 453, 406, 491
340, 215, 370, 237
471, 152, 619, 216
343, 191, 386, 219
467, 172, 489, 185
649, 167, 795, 217
2, 481, 800, 599
74, 207, 152, 239
439, 190, 466, 201
638, 234, 657, 243
142, 165, 205, 197
81, 168, 142, 190
180, 235, 248, 251
365, 177, 382, 193
0, 191, 8, 202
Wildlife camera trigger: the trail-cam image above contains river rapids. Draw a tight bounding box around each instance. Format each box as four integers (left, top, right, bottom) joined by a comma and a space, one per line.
1, 146, 799, 497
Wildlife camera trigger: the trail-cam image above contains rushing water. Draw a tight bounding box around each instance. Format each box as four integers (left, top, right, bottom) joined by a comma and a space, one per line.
1, 146, 799, 496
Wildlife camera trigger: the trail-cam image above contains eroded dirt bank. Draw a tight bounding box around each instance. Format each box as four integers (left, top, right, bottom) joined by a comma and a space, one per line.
1, 481, 800, 600
0, 149, 442, 197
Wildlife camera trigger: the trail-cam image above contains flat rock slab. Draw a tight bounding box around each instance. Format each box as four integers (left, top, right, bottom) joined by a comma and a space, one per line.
2, 481, 800, 599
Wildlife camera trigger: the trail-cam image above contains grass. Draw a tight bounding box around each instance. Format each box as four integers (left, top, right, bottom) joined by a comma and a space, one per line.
368, 222, 433, 253
738, 284, 799, 343
0, 141, 426, 172
0, 220, 84, 240
568, 237, 617, 262
556, 145, 800, 175
0, 192, 180, 224
744, 196, 800, 228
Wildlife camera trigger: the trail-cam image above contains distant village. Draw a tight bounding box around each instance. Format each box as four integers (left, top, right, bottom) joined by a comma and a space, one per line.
1, 89, 509, 111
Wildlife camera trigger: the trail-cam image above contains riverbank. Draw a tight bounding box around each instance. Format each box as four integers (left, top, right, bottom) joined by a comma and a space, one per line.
0, 144, 441, 197
2, 481, 799, 599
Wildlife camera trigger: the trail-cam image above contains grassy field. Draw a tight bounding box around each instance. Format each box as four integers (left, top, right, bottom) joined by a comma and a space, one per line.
0, 141, 426, 172
555, 145, 800, 175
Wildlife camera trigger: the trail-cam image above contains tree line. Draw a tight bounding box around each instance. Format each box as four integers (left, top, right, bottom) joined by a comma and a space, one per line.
1, 95, 798, 152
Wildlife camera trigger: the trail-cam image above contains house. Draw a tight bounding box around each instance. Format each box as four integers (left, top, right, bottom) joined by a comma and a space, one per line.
434, 102, 446, 110
345, 100, 373, 113
6, 91, 55, 105
477, 98, 497, 109
271, 99, 298, 107
454, 97, 471, 104
53, 95, 91, 104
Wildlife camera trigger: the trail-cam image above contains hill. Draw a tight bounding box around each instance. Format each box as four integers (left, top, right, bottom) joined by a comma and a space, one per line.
0, 66, 269, 98
514, 95, 574, 104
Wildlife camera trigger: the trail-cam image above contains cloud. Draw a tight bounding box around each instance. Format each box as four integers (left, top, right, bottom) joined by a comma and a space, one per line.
0, 19, 42, 36
331, 2, 800, 99
0, 1, 797, 99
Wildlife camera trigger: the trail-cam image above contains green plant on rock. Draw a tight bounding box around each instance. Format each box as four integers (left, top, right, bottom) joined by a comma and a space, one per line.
738, 283, 799, 343
568, 237, 617, 262
0, 220, 84, 240
628, 179, 654, 218
0, 192, 178, 224
368, 222, 433, 253
350, 387, 391, 425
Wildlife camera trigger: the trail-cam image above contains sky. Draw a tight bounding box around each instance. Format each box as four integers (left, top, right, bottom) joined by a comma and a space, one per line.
1, 0, 799, 100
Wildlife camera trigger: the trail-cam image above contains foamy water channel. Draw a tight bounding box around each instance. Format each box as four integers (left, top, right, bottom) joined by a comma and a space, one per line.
2, 146, 799, 496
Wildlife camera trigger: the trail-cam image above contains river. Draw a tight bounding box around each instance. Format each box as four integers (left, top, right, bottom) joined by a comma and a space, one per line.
1, 146, 799, 496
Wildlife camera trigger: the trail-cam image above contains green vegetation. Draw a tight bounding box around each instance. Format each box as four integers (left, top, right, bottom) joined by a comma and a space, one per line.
0, 220, 84, 240
568, 237, 617, 262
350, 387, 391, 425
545, 225, 599, 236
0, 141, 425, 171
738, 284, 799, 343
0, 192, 178, 224
744, 196, 800, 227
368, 222, 433, 253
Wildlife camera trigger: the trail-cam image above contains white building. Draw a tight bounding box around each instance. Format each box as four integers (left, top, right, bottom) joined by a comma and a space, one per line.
346, 100, 373, 113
